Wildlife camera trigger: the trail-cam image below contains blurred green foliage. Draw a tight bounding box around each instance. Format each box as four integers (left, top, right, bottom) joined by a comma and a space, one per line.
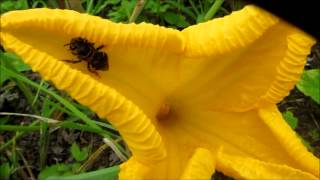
282, 110, 298, 130
297, 69, 320, 104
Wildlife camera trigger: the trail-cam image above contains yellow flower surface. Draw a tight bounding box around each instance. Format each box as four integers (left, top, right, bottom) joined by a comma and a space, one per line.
1, 5, 318, 179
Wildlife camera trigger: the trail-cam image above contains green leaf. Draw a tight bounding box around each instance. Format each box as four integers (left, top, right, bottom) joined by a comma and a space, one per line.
93, 0, 120, 15
163, 12, 190, 28
3, 52, 30, 72
0, 52, 30, 85
299, 136, 314, 153
46, 166, 120, 180
296, 69, 320, 104
38, 164, 74, 180
0, 163, 10, 180
196, 13, 205, 23
159, 4, 170, 13
0, 0, 29, 13
165, 1, 196, 20
0, 116, 10, 125
15, 0, 29, 9
71, 163, 81, 172
107, 0, 135, 22
282, 111, 298, 129
70, 143, 89, 162
309, 129, 320, 140
107, 0, 121, 5
0, 53, 10, 84
0, 1, 16, 13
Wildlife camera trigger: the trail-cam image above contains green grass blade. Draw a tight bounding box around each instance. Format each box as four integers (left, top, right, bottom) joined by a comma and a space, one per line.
31, 0, 48, 8
57, 121, 111, 135
1, 66, 115, 134
204, 0, 224, 21
0, 121, 39, 152
93, 0, 112, 15
165, 1, 196, 20
1, 65, 125, 156
32, 79, 45, 106
188, 0, 200, 16
85, 0, 94, 14
46, 166, 120, 180
0, 125, 40, 132
0, 52, 36, 112
39, 98, 53, 170
0, 112, 60, 124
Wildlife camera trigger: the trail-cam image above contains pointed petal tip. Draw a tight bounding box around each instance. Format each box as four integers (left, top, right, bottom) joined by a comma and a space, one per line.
256, 33, 315, 106
217, 150, 318, 180
182, 5, 279, 57
180, 148, 216, 179
258, 106, 320, 177
119, 157, 150, 180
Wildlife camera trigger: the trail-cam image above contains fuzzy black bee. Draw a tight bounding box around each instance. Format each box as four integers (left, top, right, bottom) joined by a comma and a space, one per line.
63, 37, 108, 76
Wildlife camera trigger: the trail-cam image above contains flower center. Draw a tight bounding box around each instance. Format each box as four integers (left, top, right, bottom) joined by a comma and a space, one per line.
156, 103, 171, 121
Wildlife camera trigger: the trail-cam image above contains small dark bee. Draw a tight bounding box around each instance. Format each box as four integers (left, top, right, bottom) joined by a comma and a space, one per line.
63, 37, 108, 76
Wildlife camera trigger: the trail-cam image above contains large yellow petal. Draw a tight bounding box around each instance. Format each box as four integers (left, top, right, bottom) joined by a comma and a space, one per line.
178, 6, 315, 112
1, 5, 317, 179
259, 105, 319, 176
120, 102, 319, 179
120, 147, 216, 179
2, 6, 315, 116
0, 31, 167, 164
0, 8, 184, 121
119, 157, 150, 180
159, 104, 319, 177
180, 148, 215, 179
216, 149, 318, 180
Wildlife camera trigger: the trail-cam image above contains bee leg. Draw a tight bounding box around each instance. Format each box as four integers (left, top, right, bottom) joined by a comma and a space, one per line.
87, 63, 100, 78
96, 45, 104, 51
61, 59, 82, 63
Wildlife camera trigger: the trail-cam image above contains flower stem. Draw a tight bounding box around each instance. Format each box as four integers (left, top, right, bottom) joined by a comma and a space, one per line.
129, 0, 146, 23
86, 0, 94, 14
204, 0, 224, 21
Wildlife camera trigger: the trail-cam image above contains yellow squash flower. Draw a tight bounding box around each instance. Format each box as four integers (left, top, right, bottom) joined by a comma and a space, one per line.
1, 5, 318, 179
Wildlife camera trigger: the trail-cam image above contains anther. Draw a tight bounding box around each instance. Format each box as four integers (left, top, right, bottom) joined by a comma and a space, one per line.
156, 103, 171, 121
